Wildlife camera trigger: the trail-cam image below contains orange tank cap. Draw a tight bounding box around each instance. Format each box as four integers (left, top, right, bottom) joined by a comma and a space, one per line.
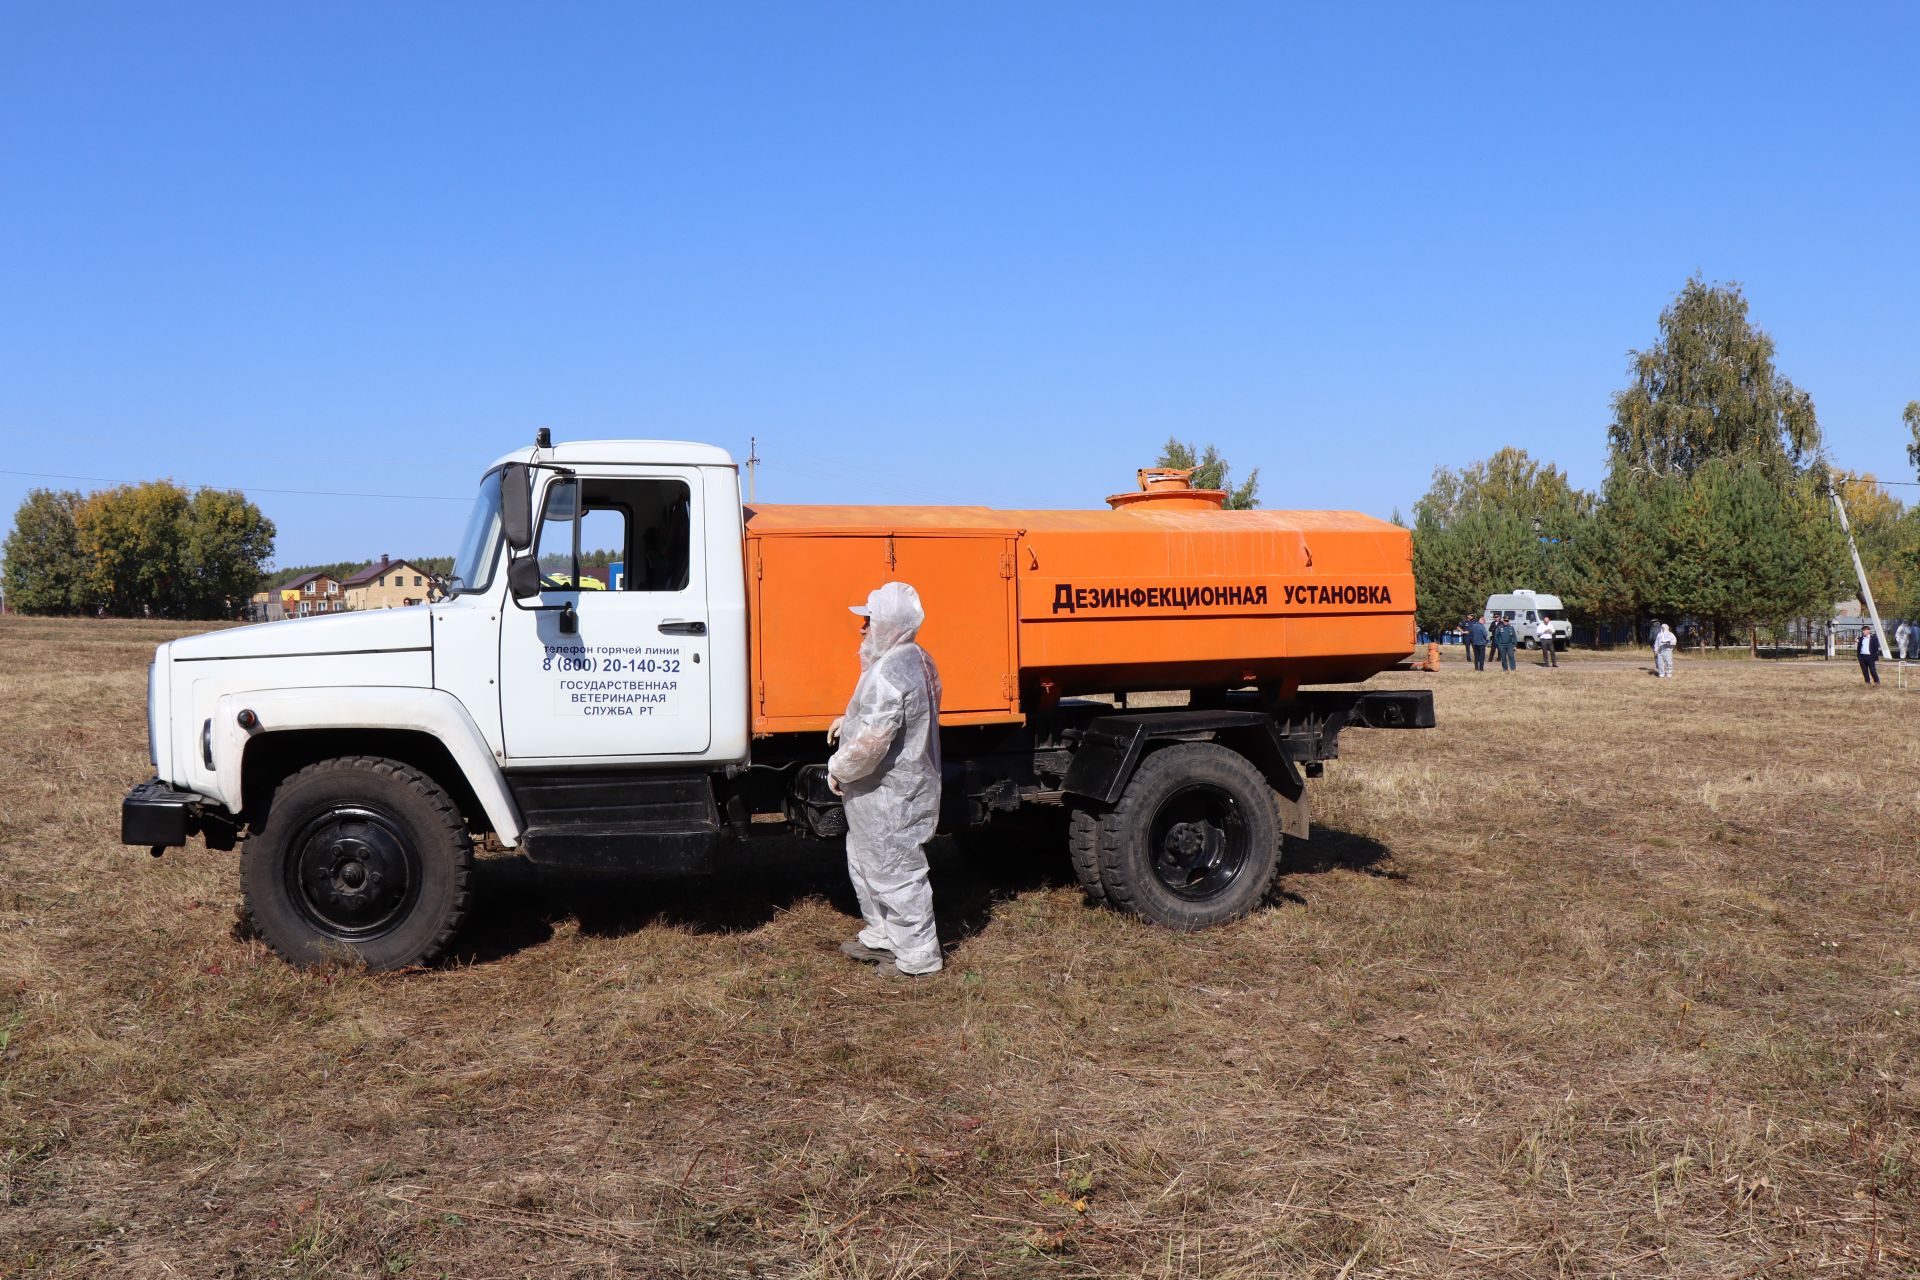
1105, 466, 1228, 511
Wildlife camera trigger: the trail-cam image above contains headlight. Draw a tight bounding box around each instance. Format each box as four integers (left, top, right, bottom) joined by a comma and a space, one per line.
148, 642, 175, 783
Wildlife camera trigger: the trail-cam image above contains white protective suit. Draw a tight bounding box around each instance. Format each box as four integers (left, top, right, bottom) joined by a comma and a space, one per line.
827, 582, 944, 974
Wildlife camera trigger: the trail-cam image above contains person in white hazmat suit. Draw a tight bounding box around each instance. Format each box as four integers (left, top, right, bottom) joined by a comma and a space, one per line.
826, 582, 945, 976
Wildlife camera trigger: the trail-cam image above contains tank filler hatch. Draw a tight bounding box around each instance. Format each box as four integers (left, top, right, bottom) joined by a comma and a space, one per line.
1104, 466, 1229, 511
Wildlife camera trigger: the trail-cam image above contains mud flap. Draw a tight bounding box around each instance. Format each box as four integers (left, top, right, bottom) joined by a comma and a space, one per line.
1273, 781, 1309, 842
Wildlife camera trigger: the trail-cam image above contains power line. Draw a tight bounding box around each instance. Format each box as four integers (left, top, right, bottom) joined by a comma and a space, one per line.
0, 467, 470, 502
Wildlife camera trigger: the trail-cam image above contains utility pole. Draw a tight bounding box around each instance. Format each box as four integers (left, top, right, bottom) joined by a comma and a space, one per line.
1827, 481, 1889, 662
746, 436, 759, 504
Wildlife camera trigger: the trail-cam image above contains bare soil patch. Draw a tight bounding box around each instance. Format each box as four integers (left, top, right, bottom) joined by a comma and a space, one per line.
2, 617, 1916, 1276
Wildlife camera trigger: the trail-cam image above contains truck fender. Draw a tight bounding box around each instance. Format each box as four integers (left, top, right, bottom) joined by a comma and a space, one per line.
1061, 710, 1309, 841
208, 687, 524, 846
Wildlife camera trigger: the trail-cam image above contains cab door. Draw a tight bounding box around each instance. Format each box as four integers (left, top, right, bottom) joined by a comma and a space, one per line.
498, 468, 713, 760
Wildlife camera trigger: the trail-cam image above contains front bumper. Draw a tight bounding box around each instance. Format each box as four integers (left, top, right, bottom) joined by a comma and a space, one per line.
121, 779, 205, 849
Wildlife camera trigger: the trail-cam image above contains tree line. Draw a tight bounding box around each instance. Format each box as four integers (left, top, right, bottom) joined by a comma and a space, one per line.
1411, 276, 1917, 646
3, 481, 275, 620
266, 556, 455, 589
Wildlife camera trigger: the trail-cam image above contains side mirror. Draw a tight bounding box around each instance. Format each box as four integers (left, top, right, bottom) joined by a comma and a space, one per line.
507, 555, 542, 600
501, 464, 534, 552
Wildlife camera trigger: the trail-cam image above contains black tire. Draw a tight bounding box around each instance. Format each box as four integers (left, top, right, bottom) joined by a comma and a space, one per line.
1089, 742, 1281, 930
241, 756, 473, 970
1067, 803, 1109, 905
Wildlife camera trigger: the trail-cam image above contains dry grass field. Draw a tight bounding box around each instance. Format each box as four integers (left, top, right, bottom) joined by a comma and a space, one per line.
2, 616, 1917, 1278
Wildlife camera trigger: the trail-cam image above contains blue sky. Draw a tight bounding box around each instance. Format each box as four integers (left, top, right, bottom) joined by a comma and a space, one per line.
3, 3, 1917, 567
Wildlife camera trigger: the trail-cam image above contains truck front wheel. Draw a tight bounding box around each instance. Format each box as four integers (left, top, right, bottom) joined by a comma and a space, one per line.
1086, 742, 1281, 930
241, 757, 473, 970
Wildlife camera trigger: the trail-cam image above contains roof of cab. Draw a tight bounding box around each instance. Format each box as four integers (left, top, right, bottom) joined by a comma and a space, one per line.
486, 439, 738, 471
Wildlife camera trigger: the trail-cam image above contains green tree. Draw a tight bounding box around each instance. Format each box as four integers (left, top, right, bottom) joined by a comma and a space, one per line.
64, 481, 275, 619
76, 481, 193, 616
6, 480, 275, 618
1697, 460, 1846, 639
266, 561, 364, 590
1412, 447, 1590, 527
1156, 438, 1259, 509
1597, 277, 1844, 638
1598, 458, 1845, 647
1904, 400, 1920, 481
1881, 511, 1920, 623
1409, 448, 1596, 635
1609, 276, 1821, 479
2, 489, 94, 614
182, 488, 277, 617
1411, 506, 1538, 636
1836, 472, 1919, 622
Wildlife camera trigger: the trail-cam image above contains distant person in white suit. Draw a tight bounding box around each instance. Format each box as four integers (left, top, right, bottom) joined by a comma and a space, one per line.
1653, 622, 1677, 679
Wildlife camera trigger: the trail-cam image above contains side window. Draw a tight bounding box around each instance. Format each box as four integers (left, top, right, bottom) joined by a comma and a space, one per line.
533, 477, 691, 592
535, 481, 586, 588
624, 480, 691, 592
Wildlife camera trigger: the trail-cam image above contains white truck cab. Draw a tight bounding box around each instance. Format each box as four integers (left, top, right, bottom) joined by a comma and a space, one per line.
437, 439, 751, 767
138, 439, 751, 833
126, 438, 753, 967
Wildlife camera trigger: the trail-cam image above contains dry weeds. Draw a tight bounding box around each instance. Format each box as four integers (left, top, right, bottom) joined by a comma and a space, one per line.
1, 617, 1916, 1277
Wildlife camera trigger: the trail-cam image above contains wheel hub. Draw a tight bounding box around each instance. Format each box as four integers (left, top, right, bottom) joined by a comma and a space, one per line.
288, 808, 418, 939
1148, 787, 1248, 900
1163, 820, 1217, 866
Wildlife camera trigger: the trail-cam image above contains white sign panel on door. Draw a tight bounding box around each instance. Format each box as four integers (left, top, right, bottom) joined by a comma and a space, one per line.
542, 641, 690, 717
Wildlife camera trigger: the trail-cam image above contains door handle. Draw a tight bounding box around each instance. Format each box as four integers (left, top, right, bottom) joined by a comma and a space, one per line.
658, 620, 706, 636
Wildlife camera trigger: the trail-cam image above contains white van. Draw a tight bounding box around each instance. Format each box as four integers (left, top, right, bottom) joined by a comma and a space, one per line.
1484, 589, 1571, 650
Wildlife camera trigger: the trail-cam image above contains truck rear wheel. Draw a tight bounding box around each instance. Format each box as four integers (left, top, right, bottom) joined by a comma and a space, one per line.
1087, 742, 1281, 930
241, 756, 473, 970
1067, 804, 1109, 905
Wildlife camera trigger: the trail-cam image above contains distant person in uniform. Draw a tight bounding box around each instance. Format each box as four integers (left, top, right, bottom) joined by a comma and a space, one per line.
1857, 624, 1881, 686
1896, 620, 1910, 662
1467, 615, 1488, 671
1492, 616, 1518, 672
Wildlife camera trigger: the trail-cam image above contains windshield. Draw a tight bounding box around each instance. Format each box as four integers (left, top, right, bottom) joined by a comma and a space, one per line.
447, 470, 504, 595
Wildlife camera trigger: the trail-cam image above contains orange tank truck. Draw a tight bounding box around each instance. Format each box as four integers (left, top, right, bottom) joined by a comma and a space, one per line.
118, 438, 1438, 967
745, 468, 1417, 734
